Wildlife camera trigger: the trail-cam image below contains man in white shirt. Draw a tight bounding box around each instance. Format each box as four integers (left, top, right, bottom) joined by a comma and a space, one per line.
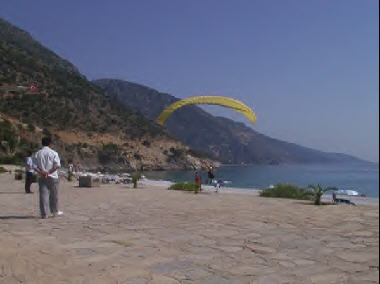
33, 137, 63, 219
25, 151, 34, 194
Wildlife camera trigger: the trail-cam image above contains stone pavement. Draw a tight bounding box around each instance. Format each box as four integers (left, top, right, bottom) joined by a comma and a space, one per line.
0, 173, 378, 283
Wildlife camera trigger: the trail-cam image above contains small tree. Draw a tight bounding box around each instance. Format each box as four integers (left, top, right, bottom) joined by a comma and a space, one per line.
308, 184, 338, 205
131, 172, 141, 188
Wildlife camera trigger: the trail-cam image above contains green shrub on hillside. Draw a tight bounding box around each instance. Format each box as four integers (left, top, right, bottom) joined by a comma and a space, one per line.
42, 128, 51, 136
0, 166, 7, 173
0, 155, 23, 165
98, 143, 120, 164
27, 123, 35, 132
0, 21, 165, 139
187, 148, 217, 160
260, 184, 313, 200
102, 143, 119, 154
166, 147, 186, 163
0, 120, 17, 152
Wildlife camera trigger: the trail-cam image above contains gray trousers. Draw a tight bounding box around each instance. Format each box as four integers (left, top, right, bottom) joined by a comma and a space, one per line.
38, 177, 59, 216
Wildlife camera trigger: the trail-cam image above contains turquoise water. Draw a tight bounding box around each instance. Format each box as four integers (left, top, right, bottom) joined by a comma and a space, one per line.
144, 163, 379, 198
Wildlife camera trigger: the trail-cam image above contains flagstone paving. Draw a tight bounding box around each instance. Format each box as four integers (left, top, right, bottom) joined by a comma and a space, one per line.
0, 173, 378, 283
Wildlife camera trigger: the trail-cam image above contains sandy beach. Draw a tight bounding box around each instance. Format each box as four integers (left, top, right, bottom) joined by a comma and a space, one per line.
0, 169, 378, 284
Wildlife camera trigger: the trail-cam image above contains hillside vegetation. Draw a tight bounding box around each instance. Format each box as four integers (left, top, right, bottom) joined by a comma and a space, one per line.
0, 18, 213, 170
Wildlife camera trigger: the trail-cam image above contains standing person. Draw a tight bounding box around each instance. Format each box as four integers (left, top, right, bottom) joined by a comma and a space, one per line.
24, 151, 34, 194
195, 171, 202, 192
207, 166, 215, 185
33, 137, 63, 219
215, 179, 223, 193
68, 161, 74, 181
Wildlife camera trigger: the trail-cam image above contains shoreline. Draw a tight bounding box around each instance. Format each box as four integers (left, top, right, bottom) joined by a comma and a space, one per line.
140, 178, 379, 206
1, 163, 378, 205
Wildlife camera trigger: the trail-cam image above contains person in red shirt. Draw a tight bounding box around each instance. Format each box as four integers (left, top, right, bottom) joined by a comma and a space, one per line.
195, 171, 202, 193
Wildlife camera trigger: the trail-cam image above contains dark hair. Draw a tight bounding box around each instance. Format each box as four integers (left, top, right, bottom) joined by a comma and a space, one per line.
26, 150, 32, 156
42, 136, 52, 147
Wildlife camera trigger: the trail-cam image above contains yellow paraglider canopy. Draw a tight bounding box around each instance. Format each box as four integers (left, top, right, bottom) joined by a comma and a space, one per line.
156, 96, 256, 126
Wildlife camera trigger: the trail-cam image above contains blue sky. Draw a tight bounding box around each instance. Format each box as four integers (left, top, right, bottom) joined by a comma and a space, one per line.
1, 0, 378, 162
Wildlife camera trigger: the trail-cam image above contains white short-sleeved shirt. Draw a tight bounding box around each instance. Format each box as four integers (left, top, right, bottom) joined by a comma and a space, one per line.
25, 156, 34, 173
33, 146, 61, 179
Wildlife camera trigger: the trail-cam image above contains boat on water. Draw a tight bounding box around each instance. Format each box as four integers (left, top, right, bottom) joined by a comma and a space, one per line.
336, 189, 360, 196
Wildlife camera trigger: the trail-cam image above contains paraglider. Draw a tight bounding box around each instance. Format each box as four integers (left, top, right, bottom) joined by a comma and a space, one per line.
156, 96, 256, 126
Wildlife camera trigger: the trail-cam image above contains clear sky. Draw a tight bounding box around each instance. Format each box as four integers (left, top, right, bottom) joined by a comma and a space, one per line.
1, 0, 378, 162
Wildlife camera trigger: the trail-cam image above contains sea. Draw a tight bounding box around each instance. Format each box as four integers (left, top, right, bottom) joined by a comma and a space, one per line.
144, 163, 379, 198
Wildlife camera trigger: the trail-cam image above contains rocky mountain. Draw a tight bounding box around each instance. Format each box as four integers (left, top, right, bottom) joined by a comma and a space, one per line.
94, 79, 368, 165
0, 18, 213, 170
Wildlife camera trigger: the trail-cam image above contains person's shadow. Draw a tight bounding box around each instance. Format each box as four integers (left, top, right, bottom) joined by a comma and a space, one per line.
0, 216, 36, 220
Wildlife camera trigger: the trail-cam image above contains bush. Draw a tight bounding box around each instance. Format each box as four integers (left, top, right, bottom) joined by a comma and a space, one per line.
0, 166, 7, 173
27, 123, 35, 132
133, 153, 142, 160
169, 182, 199, 192
42, 128, 51, 136
98, 143, 120, 164
166, 147, 185, 162
188, 148, 217, 160
102, 143, 119, 154
0, 155, 24, 165
142, 140, 150, 147
131, 172, 141, 188
260, 184, 313, 200
0, 120, 17, 152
